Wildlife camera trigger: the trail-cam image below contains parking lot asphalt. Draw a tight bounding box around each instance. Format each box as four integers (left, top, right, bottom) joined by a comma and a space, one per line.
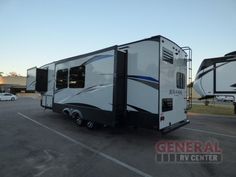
0, 97, 236, 177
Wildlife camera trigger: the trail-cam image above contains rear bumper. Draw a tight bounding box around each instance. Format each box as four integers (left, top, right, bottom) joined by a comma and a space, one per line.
161, 119, 190, 134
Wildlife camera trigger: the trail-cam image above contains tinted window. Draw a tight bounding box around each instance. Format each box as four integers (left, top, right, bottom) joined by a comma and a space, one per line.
176, 72, 185, 89
69, 65, 85, 88
56, 69, 68, 89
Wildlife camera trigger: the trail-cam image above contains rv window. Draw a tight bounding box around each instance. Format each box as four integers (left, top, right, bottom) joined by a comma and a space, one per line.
56, 69, 68, 89
162, 98, 173, 112
176, 72, 185, 89
69, 65, 85, 88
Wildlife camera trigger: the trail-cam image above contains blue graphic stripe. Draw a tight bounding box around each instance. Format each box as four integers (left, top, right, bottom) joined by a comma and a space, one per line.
128, 75, 159, 89
128, 75, 159, 83
82, 55, 113, 65
76, 84, 112, 95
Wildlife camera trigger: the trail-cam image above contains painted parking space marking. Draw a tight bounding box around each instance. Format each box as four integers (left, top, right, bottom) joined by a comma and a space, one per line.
17, 112, 153, 177
182, 127, 236, 139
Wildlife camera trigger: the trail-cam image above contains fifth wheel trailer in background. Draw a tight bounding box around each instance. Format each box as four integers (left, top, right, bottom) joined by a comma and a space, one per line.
193, 51, 236, 113
26, 35, 192, 132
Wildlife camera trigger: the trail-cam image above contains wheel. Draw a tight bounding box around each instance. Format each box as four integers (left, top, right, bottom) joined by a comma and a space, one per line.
11, 97, 15, 101
76, 118, 84, 126
71, 112, 79, 119
72, 112, 85, 126
87, 121, 96, 129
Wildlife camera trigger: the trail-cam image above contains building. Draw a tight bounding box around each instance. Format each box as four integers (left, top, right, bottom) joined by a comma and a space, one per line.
0, 76, 26, 94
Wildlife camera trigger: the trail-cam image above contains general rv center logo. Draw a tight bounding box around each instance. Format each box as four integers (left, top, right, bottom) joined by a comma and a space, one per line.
155, 140, 223, 163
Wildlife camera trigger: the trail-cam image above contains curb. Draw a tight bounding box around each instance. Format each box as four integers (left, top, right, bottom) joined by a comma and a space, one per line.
188, 112, 236, 118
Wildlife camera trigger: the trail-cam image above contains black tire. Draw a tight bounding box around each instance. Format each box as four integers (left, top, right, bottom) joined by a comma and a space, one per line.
71, 112, 78, 119
11, 97, 15, 101
72, 112, 85, 126
76, 118, 85, 126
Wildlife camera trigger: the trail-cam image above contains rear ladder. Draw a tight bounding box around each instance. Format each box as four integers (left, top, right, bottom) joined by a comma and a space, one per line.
182, 47, 192, 109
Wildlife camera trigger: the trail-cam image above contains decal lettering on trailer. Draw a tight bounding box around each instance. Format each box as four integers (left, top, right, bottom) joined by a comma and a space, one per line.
169, 89, 183, 96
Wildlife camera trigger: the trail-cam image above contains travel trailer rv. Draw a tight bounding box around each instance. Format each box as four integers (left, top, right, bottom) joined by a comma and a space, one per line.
26, 35, 192, 132
193, 51, 236, 113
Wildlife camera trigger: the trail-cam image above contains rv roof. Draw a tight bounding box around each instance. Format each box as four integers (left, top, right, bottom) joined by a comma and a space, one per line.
41, 35, 185, 67
197, 55, 236, 73
54, 35, 163, 64
225, 51, 236, 56
119, 35, 185, 53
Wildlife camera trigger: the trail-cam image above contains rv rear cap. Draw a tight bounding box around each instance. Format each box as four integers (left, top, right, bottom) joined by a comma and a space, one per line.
224, 51, 236, 57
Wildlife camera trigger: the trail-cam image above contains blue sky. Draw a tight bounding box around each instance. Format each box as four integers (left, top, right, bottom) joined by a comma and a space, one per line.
0, 0, 235, 77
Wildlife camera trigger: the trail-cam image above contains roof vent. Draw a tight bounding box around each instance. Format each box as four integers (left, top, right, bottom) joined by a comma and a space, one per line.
162, 47, 174, 64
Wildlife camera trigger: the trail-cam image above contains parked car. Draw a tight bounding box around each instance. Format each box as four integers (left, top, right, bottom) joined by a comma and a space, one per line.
0, 93, 17, 101
216, 96, 234, 102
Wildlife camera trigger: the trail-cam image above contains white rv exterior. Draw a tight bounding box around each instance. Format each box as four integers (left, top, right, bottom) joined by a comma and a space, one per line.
27, 36, 191, 132
193, 51, 236, 103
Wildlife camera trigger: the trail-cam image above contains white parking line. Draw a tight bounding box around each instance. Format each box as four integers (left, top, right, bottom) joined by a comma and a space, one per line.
17, 112, 153, 177
182, 127, 236, 139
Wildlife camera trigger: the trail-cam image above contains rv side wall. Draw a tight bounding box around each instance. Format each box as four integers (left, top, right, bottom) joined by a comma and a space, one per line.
215, 61, 236, 93
125, 41, 160, 113
194, 59, 236, 98
52, 48, 118, 126
119, 40, 160, 127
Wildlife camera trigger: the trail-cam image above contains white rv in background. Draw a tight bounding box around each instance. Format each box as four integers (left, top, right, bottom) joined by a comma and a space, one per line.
26, 35, 192, 132
193, 51, 236, 113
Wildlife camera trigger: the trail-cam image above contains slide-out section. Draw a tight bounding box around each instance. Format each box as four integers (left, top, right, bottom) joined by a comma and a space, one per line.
26, 67, 48, 92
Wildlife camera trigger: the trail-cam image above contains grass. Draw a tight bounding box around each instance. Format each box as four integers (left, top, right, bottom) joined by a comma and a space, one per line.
189, 104, 235, 116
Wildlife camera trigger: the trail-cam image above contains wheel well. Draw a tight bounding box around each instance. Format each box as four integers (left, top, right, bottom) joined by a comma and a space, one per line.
71, 110, 83, 119
62, 108, 71, 117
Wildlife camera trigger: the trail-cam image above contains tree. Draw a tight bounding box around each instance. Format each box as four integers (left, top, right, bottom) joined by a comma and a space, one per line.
0, 72, 3, 77
8, 72, 21, 77
187, 82, 193, 88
